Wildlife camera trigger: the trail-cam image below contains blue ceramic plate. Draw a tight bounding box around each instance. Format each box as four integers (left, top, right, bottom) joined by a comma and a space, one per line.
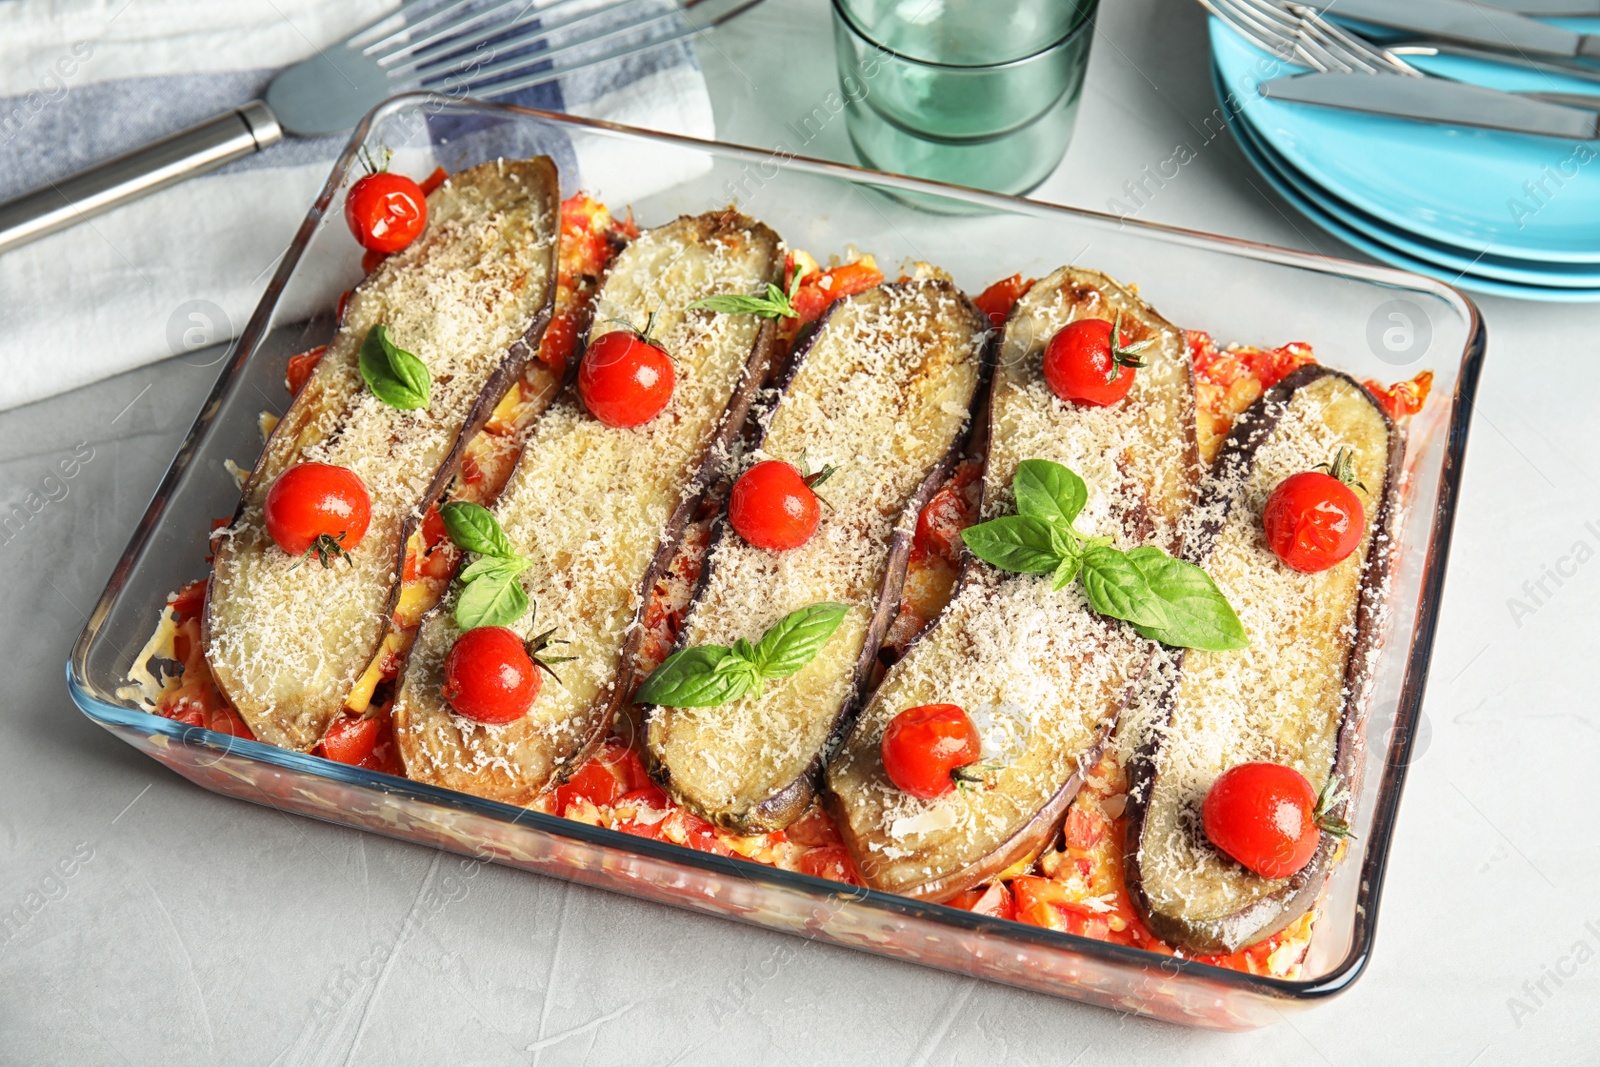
1229, 93, 1600, 289
1211, 18, 1600, 263
1215, 63, 1600, 302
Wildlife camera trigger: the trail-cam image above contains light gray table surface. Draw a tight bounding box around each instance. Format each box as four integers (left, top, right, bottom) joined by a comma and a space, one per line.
4, 0, 1597, 1063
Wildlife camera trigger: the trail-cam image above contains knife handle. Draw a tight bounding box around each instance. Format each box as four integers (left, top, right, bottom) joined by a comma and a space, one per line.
0, 101, 283, 256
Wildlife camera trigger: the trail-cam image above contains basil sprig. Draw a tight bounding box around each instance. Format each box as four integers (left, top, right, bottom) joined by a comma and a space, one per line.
960, 460, 1248, 652
636, 602, 849, 707
360, 324, 432, 410
439, 501, 532, 630
685, 264, 804, 321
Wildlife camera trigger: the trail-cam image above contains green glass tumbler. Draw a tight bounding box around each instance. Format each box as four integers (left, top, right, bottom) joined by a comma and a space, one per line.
831, 0, 1099, 195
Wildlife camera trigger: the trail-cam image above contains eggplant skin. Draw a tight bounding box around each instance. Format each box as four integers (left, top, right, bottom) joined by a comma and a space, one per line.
204, 157, 561, 752
823, 266, 1200, 902
643, 280, 990, 834
391, 210, 783, 805
1122, 365, 1402, 956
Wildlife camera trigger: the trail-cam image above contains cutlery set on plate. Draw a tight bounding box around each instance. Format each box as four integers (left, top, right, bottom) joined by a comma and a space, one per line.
1203, 0, 1600, 137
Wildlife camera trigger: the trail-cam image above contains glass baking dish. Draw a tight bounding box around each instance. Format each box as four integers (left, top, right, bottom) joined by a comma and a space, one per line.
67, 95, 1483, 1030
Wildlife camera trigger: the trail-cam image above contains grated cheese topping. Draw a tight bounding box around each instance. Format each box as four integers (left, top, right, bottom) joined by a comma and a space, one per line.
391, 211, 784, 804
647, 279, 986, 828
824, 266, 1200, 898
1132, 371, 1394, 941
205, 157, 560, 752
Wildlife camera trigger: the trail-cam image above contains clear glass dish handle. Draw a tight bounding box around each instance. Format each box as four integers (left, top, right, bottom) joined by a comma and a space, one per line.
0, 101, 283, 255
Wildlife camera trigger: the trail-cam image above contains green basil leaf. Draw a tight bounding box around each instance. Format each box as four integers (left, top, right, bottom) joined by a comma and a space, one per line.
439, 501, 515, 559
1078, 544, 1171, 630
753, 602, 850, 679
1014, 459, 1087, 529
961, 516, 1064, 574
636, 645, 755, 707
359, 324, 432, 410
1123, 546, 1250, 651
685, 290, 796, 320
1051, 553, 1081, 591
458, 554, 528, 585
455, 568, 528, 631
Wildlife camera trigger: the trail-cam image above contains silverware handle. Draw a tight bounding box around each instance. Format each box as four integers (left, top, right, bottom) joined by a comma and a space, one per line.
0, 100, 283, 256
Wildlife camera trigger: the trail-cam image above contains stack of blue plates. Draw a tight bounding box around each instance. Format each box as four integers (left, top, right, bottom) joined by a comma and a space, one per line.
1211, 17, 1600, 301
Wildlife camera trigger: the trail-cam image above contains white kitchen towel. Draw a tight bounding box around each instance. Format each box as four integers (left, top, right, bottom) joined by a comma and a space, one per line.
0, 0, 714, 412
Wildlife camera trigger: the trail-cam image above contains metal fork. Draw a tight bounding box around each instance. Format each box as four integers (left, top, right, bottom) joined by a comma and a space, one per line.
1205, 0, 1600, 102
0, 0, 764, 255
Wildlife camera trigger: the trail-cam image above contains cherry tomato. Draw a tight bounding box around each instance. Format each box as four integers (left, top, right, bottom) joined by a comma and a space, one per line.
1202, 762, 1329, 879
441, 626, 540, 724
320, 715, 379, 765
1041, 316, 1148, 408
1262, 462, 1365, 573
880, 703, 982, 799
263, 462, 371, 560
578, 328, 674, 428
344, 171, 427, 253
728, 460, 823, 552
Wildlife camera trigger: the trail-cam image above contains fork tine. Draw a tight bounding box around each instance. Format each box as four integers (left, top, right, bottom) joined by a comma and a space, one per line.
1202, 0, 1315, 67
1283, 2, 1425, 75
393, 0, 643, 75
419, 3, 690, 93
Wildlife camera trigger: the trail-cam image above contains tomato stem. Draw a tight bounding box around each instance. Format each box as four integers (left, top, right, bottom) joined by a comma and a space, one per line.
299, 532, 354, 569
1315, 447, 1368, 494
1104, 310, 1152, 383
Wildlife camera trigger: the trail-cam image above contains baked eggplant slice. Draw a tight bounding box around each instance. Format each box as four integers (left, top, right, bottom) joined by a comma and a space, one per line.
393, 210, 784, 804
205, 158, 561, 751
823, 267, 1201, 901
644, 279, 989, 833
1123, 365, 1400, 955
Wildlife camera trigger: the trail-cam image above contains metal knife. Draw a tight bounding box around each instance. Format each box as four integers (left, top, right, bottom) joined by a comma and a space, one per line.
1299, 0, 1600, 58
1260, 71, 1600, 138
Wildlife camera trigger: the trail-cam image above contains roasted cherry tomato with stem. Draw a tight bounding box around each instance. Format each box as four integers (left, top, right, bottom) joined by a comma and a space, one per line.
1202, 761, 1351, 879
728, 457, 837, 552
1262, 448, 1367, 573
1042, 311, 1151, 408
263, 462, 372, 566
345, 167, 428, 254
442, 624, 570, 725
578, 315, 675, 428
880, 703, 985, 799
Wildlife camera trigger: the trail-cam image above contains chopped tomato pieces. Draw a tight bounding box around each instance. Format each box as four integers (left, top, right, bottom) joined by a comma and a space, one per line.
613, 785, 671, 839
418, 166, 448, 196
554, 756, 624, 815
361, 248, 387, 275
319, 715, 379, 766
669, 810, 734, 856
167, 579, 207, 621
421, 506, 448, 551
911, 461, 980, 563
786, 806, 844, 847
951, 881, 1015, 921
798, 845, 860, 885
285, 345, 327, 396
972, 274, 1034, 328
539, 309, 581, 372
1364, 370, 1433, 421
1063, 806, 1105, 850
789, 260, 884, 325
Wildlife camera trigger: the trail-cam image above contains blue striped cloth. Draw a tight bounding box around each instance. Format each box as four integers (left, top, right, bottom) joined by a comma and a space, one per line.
0, 0, 713, 411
